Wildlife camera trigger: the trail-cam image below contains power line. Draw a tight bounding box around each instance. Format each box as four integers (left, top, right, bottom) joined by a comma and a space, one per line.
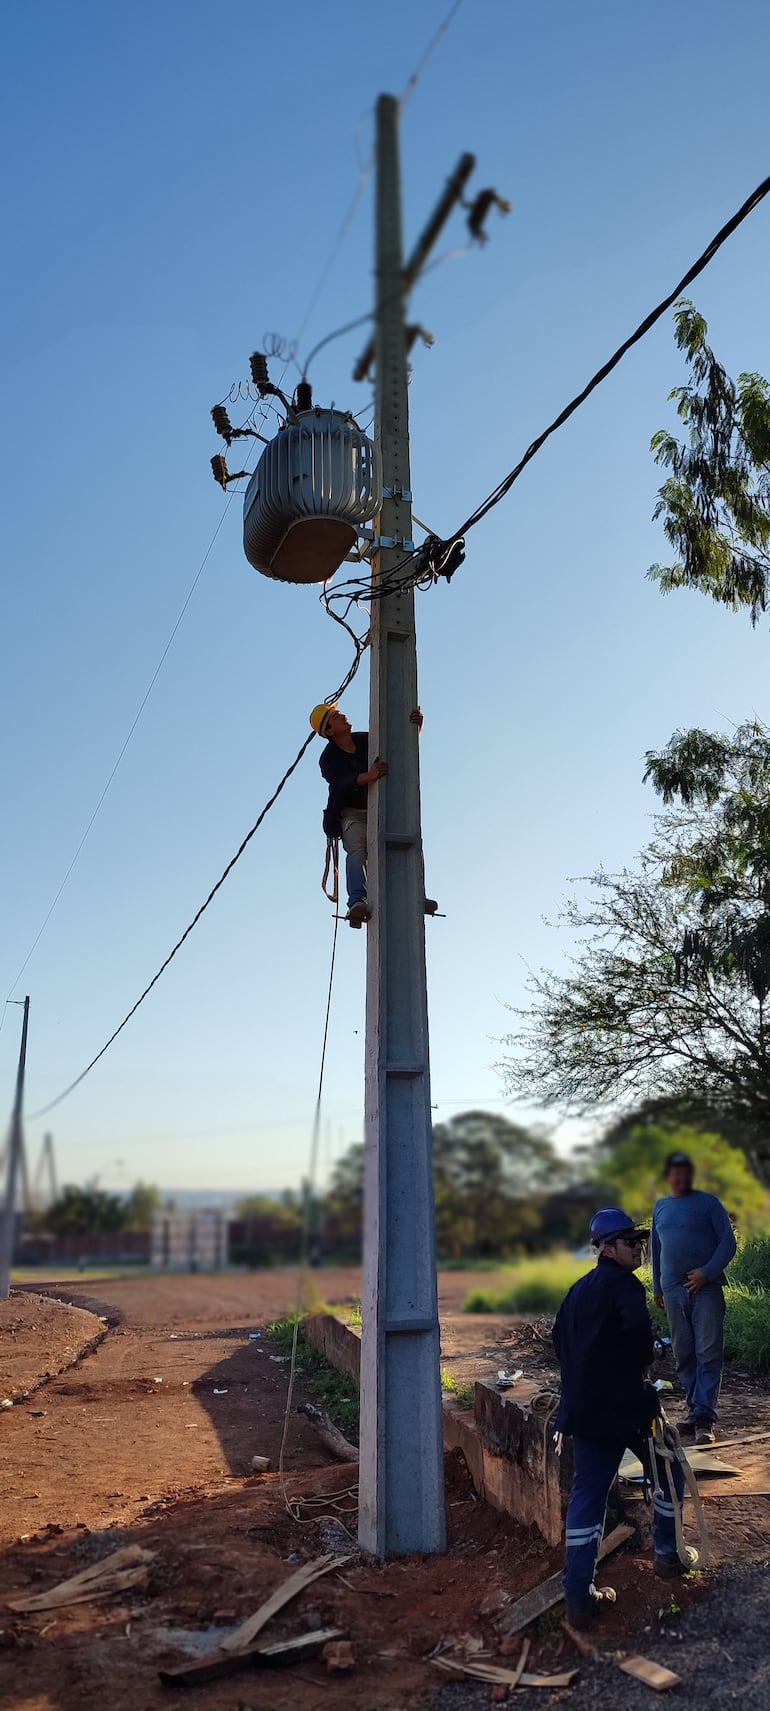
8, 7, 468, 1008
27, 637, 366, 1121
295, 0, 466, 370
400, 0, 465, 109
27, 732, 315, 1120
456, 172, 770, 537
324, 169, 770, 615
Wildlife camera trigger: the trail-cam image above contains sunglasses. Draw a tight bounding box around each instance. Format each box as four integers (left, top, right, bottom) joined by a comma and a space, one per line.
619, 1235, 644, 1248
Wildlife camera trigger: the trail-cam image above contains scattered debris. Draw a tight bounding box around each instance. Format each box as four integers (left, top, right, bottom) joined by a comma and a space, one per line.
496, 1369, 524, 1390
496, 1524, 635, 1637
323, 1638, 355, 1673
618, 1655, 682, 1691
250, 1456, 271, 1474
220, 1552, 352, 1655
213, 1388, 228, 1396
434, 1652, 577, 1690
8, 1544, 155, 1612
621, 1447, 739, 1481
481, 1587, 512, 1617
159, 1627, 346, 1687
1, 1400, 13, 1410
562, 1621, 599, 1660
298, 1402, 359, 1464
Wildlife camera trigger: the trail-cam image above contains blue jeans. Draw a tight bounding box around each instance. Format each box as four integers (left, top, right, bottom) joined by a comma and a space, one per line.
564, 1436, 684, 1608
663, 1282, 725, 1425
340, 810, 367, 908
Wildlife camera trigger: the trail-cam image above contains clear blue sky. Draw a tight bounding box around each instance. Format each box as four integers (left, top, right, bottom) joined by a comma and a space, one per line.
2, 0, 770, 1193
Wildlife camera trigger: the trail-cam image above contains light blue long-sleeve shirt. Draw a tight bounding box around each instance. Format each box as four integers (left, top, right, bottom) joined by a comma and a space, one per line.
651, 1189, 736, 1294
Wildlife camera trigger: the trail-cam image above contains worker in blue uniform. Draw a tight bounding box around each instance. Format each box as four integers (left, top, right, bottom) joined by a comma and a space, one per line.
553, 1208, 698, 1629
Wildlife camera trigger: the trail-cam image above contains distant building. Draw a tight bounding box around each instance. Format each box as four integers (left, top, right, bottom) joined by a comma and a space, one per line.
150, 1208, 228, 1271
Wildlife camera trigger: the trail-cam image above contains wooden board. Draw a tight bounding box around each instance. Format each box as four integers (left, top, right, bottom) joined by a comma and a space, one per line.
221, 1552, 350, 1654
495, 1523, 634, 1637
8, 1545, 155, 1613
618, 1655, 682, 1690
158, 1627, 345, 1687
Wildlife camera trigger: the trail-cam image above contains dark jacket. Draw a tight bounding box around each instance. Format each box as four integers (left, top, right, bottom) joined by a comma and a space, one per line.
320, 733, 369, 838
552, 1255, 659, 1443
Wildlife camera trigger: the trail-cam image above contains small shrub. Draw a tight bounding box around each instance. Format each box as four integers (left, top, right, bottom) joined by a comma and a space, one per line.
723, 1284, 770, 1373
441, 1369, 476, 1408
464, 1252, 591, 1314
730, 1236, 770, 1291
268, 1315, 360, 1435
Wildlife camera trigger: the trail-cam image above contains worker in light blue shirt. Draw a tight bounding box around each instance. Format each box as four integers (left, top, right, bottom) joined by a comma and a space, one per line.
651, 1150, 736, 1446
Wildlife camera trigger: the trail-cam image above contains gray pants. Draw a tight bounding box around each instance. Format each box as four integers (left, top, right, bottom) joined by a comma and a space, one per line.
340, 810, 367, 908
664, 1282, 725, 1425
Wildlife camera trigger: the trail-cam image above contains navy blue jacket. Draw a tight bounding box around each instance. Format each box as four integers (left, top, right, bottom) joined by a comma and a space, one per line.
320, 733, 369, 838
553, 1255, 658, 1443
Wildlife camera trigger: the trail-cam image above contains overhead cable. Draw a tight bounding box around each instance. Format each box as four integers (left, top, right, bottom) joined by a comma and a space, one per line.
326, 169, 770, 617
456, 171, 770, 537
27, 638, 366, 1121
28, 733, 316, 1119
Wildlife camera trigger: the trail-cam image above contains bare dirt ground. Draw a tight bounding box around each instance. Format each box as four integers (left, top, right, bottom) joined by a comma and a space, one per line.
0, 1296, 107, 1403
1, 1267, 769, 1711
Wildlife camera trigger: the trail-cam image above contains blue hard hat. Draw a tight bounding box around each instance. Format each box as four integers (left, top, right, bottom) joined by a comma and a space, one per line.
589, 1207, 650, 1244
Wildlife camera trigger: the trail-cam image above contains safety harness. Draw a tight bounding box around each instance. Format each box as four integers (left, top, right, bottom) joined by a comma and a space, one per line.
321, 838, 339, 904
645, 1409, 711, 1568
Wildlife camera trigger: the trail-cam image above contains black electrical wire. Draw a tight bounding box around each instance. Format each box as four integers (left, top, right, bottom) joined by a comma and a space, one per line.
455, 171, 770, 538
27, 635, 367, 1124
325, 169, 770, 616
27, 733, 316, 1119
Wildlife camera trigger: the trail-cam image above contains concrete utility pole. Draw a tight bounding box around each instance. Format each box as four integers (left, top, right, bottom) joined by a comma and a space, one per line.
359, 96, 469, 1557
0, 996, 30, 1300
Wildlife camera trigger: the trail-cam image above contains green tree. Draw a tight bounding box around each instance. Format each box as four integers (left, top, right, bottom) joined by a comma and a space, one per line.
233, 1190, 302, 1229
124, 1180, 161, 1229
45, 1184, 127, 1235
432, 1111, 560, 1258
649, 302, 770, 621
321, 1115, 565, 1261
500, 722, 770, 1184
322, 1145, 364, 1253
592, 1121, 768, 1232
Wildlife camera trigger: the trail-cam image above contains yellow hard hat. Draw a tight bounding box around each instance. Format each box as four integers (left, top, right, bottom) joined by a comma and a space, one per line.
309, 702, 336, 737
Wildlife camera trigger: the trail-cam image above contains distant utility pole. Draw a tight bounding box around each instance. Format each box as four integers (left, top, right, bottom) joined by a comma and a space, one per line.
358, 98, 475, 1558
0, 996, 30, 1300
33, 1132, 58, 1211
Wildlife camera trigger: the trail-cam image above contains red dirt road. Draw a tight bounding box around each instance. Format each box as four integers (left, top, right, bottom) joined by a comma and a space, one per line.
1, 1267, 769, 1711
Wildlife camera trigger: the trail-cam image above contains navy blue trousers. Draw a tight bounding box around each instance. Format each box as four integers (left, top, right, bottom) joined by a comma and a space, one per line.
564, 1436, 685, 1607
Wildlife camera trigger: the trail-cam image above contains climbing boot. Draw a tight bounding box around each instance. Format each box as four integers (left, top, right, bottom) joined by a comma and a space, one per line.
694, 1423, 716, 1446
654, 1547, 699, 1578
347, 900, 372, 929
676, 1418, 698, 1440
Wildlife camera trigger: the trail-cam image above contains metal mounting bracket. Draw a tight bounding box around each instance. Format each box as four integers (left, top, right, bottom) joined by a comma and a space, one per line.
359, 528, 416, 552
382, 485, 413, 501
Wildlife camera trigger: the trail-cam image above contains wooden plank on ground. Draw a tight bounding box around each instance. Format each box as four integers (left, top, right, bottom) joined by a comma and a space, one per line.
496, 1523, 634, 1637
433, 1657, 578, 1690
8, 1545, 155, 1612
710, 1429, 770, 1452
158, 1627, 345, 1687
618, 1655, 682, 1691
220, 1552, 351, 1654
